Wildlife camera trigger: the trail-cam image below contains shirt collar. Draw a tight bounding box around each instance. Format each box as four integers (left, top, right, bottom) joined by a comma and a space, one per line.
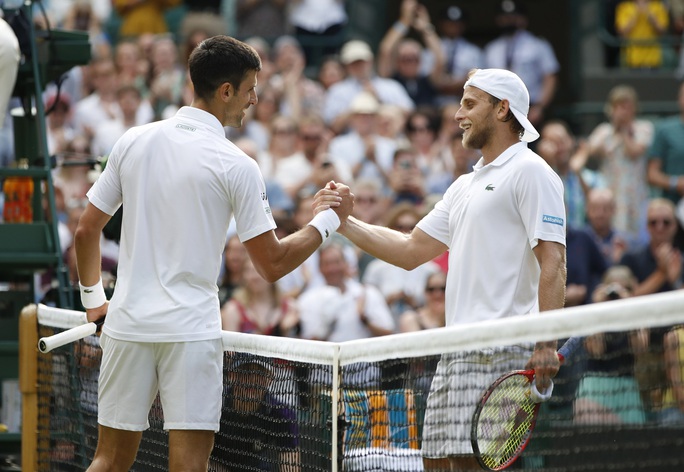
175, 106, 226, 137
473, 141, 527, 172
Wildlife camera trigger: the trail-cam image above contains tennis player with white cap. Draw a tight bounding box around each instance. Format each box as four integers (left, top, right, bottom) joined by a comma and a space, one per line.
321, 68, 567, 471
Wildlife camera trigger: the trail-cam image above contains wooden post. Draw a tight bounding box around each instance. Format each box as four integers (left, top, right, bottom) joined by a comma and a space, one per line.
19, 303, 38, 472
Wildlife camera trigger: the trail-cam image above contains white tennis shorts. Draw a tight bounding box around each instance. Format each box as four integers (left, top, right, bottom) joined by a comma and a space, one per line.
97, 333, 224, 432
421, 345, 533, 458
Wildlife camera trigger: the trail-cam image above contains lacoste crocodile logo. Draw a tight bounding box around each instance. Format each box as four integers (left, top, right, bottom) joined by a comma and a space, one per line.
485, 184, 495, 191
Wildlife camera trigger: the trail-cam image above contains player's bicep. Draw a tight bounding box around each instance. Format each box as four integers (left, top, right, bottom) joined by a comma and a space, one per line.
533, 239, 566, 272
242, 229, 281, 279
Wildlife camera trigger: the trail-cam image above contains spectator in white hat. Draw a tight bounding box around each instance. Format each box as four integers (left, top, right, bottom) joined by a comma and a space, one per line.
317, 68, 566, 471
323, 39, 414, 134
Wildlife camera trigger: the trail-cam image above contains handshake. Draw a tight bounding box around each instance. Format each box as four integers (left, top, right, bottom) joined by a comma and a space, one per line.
309, 181, 355, 240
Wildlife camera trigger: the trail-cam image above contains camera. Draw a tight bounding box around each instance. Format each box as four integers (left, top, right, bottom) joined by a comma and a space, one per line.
606, 288, 621, 300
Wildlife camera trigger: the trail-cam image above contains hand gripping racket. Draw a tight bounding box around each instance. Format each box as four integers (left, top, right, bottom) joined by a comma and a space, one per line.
38, 308, 106, 354
470, 337, 582, 471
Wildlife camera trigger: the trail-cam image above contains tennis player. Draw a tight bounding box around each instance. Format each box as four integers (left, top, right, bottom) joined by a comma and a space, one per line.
321, 68, 567, 471
74, 35, 352, 472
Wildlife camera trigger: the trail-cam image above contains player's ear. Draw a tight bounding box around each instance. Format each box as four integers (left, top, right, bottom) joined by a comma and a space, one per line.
219, 82, 233, 102
497, 99, 511, 120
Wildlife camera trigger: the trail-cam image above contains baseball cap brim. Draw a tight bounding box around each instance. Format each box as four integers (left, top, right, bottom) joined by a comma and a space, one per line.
509, 107, 539, 142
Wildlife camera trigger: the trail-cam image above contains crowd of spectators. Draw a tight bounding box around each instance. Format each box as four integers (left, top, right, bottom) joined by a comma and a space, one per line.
2, 0, 684, 427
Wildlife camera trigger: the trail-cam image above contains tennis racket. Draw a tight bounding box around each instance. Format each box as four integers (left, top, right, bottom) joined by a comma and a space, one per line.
470, 336, 582, 471
37, 305, 105, 354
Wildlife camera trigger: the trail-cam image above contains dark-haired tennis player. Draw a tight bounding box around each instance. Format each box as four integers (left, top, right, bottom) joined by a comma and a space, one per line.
75, 35, 352, 472
321, 68, 566, 471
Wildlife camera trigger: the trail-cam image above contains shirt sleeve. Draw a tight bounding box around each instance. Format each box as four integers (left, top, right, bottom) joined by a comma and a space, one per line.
229, 158, 277, 243
515, 159, 566, 248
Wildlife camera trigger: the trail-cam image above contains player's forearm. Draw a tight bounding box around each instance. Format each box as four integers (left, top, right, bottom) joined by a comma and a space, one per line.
74, 227, 103, 286
338, 216, 419, 270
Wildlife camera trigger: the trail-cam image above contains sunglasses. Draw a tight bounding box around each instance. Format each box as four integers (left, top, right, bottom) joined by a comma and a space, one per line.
426, 286, 446, 293
648, 218, 674, 228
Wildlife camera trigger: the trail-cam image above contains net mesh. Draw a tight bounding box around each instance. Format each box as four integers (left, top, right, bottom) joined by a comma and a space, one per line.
28, 291, 684, 471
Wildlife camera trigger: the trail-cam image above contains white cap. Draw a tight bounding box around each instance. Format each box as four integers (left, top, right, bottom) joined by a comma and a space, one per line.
340, 40, 374, 64
349, 91, 380, 114
464, 68, 539, 142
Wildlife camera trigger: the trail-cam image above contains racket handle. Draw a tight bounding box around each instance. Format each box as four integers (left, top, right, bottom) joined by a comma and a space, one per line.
38, 322, 97, 353
557, 336, 582, 363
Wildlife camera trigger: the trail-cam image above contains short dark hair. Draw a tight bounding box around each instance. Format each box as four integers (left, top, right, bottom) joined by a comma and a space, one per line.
188, 35, 262, 102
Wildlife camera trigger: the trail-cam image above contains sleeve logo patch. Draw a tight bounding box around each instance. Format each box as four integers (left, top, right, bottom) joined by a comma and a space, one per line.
542, 214, 564, 226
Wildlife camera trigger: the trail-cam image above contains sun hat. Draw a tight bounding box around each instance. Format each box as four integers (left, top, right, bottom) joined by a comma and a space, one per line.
464, 68, 539, 142
340, 40, 374, 64
349, 91, 380, 114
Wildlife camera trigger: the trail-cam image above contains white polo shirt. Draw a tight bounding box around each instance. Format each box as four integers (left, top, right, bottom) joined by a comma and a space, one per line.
417, 142, 565, 326
87, 106, 276, 342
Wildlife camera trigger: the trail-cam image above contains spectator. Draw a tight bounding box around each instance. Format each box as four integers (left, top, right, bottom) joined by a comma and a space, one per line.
257, 114, 302, 184
615, 0, 670, 69
377, 0, 444, 109
661, 325, 684, 425
433, 5, 484, 105
113, 40, 148, 93
387, 146, 426, 206
404, 108, 447, 177
588, 85, 653, 243
484, 0, 559, 126
148, 35, 186, 120
351, 178, 389, 278
317, 55, 346, 90
298, 242, 394, 342
585, 188, 632, 266
323, 39, 414, 133
398, 271, 447, 333
537, 120, 605, 228
45, 93, 76, 157
283, 113, 346, 199
235, 0, 289, 40
221, 259, 299, 337
565, 225, 609, 306
75, 56, 155, 137
573, 265, 646, 425
243, 85, 280, 151
218, 234, 248, 308
288, 0, 348, 66
647, 81, 684, 204
328, 91, 397, 188
426, 132, 477, 196
269, 36, 326, 119
213, 355, 300, 471
180, 0, 225, 43
91, 84, 145, 157
362, 202, 440, 321
620, 198, 682, 296
112, 0, 181, 38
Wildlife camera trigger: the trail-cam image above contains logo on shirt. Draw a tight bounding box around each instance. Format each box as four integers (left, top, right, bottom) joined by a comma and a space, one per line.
261, 192, 268, 201
485, 184, 495, 191
542, 214, 564, 226
175, 123, 196, 132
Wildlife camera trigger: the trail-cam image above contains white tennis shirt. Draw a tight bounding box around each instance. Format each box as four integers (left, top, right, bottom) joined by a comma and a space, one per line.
417, 142, 566, 326
87, 107, 276, 342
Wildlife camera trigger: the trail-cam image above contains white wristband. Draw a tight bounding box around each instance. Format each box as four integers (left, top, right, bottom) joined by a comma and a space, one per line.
79, 278, 107, 309
308, 208, 340, 243
530, 380, 554, 403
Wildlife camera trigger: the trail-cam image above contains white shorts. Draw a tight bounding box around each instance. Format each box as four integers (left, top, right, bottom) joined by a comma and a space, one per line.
98, 333, 224, 432
421, 345, 533, 458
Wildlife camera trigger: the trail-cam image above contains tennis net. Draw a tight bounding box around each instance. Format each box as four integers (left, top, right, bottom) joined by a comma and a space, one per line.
19, 290, 684, 471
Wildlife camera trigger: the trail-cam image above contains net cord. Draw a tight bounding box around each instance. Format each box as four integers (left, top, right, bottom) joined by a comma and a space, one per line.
36, 289, 684, 365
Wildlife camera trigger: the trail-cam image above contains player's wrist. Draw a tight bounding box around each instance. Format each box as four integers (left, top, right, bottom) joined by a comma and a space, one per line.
308, 208, 340, 243
79, 278, 107, 309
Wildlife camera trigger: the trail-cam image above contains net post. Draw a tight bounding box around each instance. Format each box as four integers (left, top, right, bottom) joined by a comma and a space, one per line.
331, 344, 340, 472
19, 303, 39, 472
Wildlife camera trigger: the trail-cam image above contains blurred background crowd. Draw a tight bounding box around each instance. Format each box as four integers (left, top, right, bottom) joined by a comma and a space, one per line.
2, 0, 684, 426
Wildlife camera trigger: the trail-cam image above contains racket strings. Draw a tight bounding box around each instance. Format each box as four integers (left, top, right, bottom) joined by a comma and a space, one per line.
476, 375, 537, 469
